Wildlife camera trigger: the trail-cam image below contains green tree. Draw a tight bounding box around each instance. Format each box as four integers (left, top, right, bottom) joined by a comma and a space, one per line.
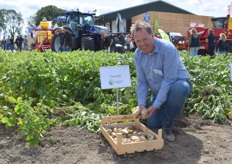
0, 9, 24, 37
28, 5, 66, 27
0, 9, 7, 34
27, 15, 36, 28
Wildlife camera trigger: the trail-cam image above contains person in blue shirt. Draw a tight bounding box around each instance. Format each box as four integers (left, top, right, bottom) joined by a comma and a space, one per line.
55, 28, 65, 52
130, 20, 192, 142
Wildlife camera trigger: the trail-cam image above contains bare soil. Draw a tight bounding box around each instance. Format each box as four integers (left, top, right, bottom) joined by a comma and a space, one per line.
0, 114, 232, 164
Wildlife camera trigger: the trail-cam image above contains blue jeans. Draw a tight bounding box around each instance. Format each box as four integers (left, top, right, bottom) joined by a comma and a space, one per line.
190, 47, 199, 56
24, 44, 28, 51
59, 45, 63, 52
218, 50, 224, 54
2, 44, 6, 50
208, 45, 215, 56
10, 44, 15, 52
147, 79, 192, 129
126, 44, 130, 51
110, 46, 115, 52
6, 43, 10, 50
63, 46, 71, 52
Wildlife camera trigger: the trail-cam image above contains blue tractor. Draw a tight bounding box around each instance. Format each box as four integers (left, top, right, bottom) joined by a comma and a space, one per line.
52, 10, 109, 52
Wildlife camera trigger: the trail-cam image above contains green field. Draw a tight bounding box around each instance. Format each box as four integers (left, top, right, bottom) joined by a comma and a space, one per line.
0, 49, 231, 145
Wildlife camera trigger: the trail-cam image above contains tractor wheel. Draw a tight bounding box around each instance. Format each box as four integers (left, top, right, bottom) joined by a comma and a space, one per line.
81, 36, 95, 51
52, 34, 60, 52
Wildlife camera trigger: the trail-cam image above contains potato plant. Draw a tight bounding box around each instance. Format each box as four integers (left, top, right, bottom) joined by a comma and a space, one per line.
0, 49, 231, 146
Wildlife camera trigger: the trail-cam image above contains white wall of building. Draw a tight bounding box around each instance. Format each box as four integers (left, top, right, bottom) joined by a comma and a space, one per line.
111, 19, 126, 33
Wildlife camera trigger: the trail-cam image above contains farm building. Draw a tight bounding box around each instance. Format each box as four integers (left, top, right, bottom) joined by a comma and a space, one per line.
95, 0, 213, 37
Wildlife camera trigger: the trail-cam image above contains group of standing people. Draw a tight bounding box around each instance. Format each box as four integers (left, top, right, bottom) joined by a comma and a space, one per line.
189, 28, 228, 56
100, 30, 116, 52
55, 26, 72, 52
100, 30, 137, 53
1, 35, 28, 52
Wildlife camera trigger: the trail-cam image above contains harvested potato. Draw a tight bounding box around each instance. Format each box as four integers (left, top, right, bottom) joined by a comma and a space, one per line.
127, 133, 134, 138
106, 128, 112, 134
105, 125, 156, 143
140, 135, 147, 141
125, 126, 134, 130
134, 139, 141, 142
118, 128, 122, 133
113, 127, 122, 133
141, 108, 148, 117
113, 127, 118, 133
133, 130, 141, 135
127, 129, 134, 134
121, 129, 129, 135
132, 107, 141, 117
132, 107, 148, 117
130, 135, 140, 141
122, 138, 131, 143
111, 132, 117, 138
228, 111, 232, 120
122, 138, 128, 143
147, 134, 155, 140
137, 131, 144, 136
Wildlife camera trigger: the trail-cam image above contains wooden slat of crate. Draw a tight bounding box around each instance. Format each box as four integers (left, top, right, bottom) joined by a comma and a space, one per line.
100, 115, 164, 155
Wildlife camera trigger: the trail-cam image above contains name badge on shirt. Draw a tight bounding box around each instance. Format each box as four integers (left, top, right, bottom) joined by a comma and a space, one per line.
153, 69, 163, 76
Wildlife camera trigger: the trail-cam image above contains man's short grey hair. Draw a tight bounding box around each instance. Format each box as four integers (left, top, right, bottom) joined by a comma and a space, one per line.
130, 20, 153, 38
100, 30, 105, 34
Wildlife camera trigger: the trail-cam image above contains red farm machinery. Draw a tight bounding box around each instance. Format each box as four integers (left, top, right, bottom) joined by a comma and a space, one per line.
187, 14, 232, 55
31, 20, 55, 52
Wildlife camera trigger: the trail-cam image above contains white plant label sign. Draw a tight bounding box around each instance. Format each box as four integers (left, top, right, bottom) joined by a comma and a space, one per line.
100, 65, 131, 89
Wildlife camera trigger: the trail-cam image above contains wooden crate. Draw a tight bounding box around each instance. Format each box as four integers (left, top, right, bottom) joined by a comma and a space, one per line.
100, 115, 164, 155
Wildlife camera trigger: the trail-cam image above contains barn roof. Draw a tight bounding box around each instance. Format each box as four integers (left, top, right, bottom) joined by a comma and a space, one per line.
96, 0, 195, 23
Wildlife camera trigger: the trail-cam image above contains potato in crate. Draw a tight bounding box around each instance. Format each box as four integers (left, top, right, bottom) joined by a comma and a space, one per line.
100, 115, 164, 155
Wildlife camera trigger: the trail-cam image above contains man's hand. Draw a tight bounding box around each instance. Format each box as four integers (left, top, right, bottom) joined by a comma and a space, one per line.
140, 106, 157, 119
132, 105, 146, 117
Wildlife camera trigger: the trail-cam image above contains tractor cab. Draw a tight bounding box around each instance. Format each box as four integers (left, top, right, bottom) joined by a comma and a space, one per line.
211, 17, 228, 29
65, 11, 95, 32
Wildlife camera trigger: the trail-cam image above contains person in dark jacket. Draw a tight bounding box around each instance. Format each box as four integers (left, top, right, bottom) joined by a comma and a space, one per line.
10, 37, 15, 52
189, 28, 200, 56
55, 28, 65, 52
216, 33, 227, 54
1, 36, 6, 50
15, 35, 24, 51
63, 26, 72, 51
100, 30, 109, 50
108, 31, 116, 52
206, 29, 216, 56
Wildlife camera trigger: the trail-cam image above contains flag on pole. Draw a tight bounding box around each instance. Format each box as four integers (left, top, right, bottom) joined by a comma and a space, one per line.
116, 13, 122, 25
153, 12, 160, 34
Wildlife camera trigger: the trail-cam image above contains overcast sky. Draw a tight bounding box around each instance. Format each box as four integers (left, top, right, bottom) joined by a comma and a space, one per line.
0, 0, 231, 18
0, 0, 231, 32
